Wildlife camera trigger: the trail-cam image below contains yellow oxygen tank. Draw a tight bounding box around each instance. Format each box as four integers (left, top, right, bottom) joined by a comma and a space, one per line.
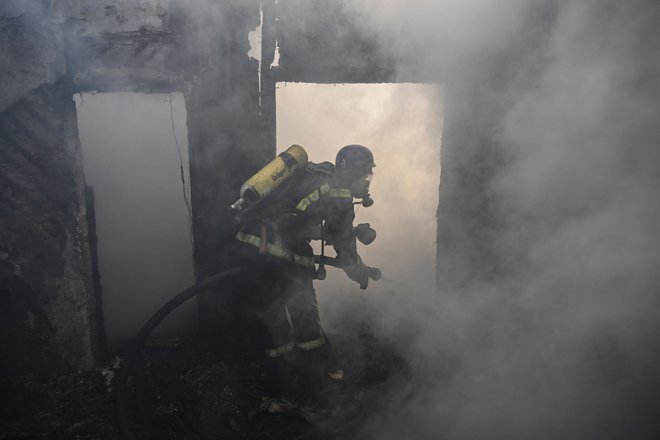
231, 144, 308, 211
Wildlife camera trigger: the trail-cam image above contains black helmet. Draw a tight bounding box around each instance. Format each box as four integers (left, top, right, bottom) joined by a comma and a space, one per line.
335, 144, 375, 177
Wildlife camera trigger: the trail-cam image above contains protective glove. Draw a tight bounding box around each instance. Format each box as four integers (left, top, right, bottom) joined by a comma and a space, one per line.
343, 261, 369, 290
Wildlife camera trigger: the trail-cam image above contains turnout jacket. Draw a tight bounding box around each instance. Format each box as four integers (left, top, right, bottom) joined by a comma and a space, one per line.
233, 162, 358, 268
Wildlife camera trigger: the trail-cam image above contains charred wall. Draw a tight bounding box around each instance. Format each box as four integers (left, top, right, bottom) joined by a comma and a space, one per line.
184, 0, 266, 358
1, 2, 101, 373
274, 0, 400, 83
435, 4, 559, 292
0, 79, 102, 373
0, 0, 198, 371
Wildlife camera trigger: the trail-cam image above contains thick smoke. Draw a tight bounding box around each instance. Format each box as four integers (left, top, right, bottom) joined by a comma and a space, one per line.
50, 1, 660, 436
334, 1, 660, 439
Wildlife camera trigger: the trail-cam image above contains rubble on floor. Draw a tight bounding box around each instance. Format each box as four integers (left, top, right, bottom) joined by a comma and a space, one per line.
1, 326, 409, 439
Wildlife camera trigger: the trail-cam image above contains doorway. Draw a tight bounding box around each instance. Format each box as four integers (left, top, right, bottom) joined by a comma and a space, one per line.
74, 92, 195, 349
276, 82, 441, 320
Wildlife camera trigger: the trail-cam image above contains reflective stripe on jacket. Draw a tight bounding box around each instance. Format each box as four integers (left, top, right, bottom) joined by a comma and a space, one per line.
236, 231, 315, 266
295, 183, 352, 212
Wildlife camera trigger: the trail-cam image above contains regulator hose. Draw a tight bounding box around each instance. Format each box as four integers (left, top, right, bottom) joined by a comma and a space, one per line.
115, 266, 249, 440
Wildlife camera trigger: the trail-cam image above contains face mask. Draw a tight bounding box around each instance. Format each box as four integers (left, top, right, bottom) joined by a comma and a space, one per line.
350, 172, 373, 198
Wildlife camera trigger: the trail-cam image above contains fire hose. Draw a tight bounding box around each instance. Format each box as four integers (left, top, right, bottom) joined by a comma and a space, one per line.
115, 266, 248, 440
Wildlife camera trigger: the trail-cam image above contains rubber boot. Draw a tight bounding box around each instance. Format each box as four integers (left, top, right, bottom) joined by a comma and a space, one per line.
293, 345, 344, 403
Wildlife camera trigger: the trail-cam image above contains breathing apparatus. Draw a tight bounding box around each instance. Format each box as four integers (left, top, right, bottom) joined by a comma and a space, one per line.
231, 144, 308, 214
354, 191, 374, 208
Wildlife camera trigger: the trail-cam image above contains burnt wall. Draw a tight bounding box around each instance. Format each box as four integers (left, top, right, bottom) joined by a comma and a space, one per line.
275, 0, 401, 83
183, 0, 268, 358
0, 79, 102, 373
0, 1, 66, 113
436, 68, 512, 291
435, 5, 557, 292
0, 0, 194, 371
61, 0, 188, 93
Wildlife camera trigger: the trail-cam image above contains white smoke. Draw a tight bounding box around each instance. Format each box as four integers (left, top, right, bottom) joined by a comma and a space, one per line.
333, 1, 660, 438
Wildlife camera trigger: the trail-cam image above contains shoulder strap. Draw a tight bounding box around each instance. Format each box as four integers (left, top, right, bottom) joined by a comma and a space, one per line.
305, 161, 335, 176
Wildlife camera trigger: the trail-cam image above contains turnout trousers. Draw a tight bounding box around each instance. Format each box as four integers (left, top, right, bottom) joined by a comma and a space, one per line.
247, 260, 329, 361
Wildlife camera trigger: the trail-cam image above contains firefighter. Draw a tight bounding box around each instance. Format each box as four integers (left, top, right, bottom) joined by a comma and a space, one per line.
231, 144, 376, 395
